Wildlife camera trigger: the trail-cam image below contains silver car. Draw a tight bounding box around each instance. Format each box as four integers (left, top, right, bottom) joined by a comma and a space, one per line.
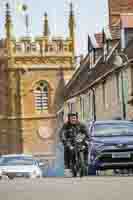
0, 154, 42, 179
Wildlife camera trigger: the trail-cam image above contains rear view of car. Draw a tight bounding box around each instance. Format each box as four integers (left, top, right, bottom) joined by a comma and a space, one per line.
88, 120, 133, 175
0, 154, 42, 179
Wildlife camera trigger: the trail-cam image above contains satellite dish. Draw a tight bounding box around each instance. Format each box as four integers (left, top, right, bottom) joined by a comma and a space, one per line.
113, 55, 123, 67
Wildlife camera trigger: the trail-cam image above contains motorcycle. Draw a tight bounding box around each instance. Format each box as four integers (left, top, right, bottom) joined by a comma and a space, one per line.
67, 133, 88, 177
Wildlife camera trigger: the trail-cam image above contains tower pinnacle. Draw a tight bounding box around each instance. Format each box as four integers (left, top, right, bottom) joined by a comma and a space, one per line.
5, 3, 13, 54
43, 12, 50, 37
5, 3, 12, 40
69, 2, 75, 56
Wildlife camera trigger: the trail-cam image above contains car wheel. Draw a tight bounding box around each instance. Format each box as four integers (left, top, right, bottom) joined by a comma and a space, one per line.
8, 176, 14, 180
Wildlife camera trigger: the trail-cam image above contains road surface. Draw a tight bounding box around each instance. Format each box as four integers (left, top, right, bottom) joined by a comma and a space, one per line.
0, 177, 132, 200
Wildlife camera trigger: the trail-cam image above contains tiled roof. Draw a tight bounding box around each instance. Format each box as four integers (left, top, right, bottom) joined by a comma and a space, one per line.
64, 42, 120, 100
121, 14, 133, 28
64, 36, 133, 100
64, 60, 115, 100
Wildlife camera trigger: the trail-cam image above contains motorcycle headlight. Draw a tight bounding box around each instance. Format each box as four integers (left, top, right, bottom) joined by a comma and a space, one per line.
76, 138, 83, 143
76, 134, 85, 143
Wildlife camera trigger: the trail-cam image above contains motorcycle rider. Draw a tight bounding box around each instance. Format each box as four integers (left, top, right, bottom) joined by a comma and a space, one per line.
59, 112, 89, 175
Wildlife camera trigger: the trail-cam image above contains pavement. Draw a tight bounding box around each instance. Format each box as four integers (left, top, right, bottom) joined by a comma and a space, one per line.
0, 177, 133, 200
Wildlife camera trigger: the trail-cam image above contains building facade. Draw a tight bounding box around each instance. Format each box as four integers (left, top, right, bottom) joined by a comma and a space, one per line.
61, 0, 133, 124
109, 0, 133, 26
0, 3, 75, 157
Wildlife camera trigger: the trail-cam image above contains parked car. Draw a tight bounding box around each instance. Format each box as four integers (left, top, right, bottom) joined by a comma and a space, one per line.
0, 154, 42, 179
87, 120, 133, 175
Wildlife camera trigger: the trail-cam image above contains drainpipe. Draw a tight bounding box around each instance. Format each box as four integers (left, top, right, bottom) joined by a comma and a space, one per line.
113, 52, 129, 120
90, 88, 96, 121
120, 71, 126, 120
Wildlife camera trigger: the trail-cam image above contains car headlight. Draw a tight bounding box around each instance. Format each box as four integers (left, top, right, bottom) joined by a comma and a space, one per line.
89, 142, 104, 161
0, 170, 2, 176
91, 142, 104, 149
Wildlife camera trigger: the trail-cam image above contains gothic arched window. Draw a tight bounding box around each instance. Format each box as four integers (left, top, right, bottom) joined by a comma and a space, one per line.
34, 81, 49, 111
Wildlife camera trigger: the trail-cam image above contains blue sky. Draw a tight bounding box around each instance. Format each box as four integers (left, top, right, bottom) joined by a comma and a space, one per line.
0, 0, 109, 55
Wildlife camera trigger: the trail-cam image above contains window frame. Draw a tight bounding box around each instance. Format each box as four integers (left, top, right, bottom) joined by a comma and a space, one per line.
34, 81, 49, 112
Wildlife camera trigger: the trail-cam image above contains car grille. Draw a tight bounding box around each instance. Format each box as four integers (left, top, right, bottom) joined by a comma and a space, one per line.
97, 149, 133, 163
99, 155, 133, 163
102, 148, 133, 153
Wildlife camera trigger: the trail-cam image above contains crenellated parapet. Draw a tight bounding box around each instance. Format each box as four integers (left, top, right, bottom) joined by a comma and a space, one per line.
9, 36, 73, 57
0, 2, 75, 64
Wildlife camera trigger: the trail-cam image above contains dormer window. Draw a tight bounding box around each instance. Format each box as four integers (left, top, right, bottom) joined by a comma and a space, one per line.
121, 14, 133, 50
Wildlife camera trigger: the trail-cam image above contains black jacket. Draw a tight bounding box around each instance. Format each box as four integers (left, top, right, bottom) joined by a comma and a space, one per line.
59, 121, 88, 145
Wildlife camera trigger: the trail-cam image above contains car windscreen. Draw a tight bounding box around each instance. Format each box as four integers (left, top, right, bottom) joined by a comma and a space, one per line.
93, 122, 133, 136
0, 156, 35, 166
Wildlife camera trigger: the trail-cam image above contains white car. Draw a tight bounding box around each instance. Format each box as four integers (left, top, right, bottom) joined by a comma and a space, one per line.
0, 154, 42, 179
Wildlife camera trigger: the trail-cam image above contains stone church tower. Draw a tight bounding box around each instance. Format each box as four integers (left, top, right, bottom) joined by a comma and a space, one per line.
0, 3, 75, 157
